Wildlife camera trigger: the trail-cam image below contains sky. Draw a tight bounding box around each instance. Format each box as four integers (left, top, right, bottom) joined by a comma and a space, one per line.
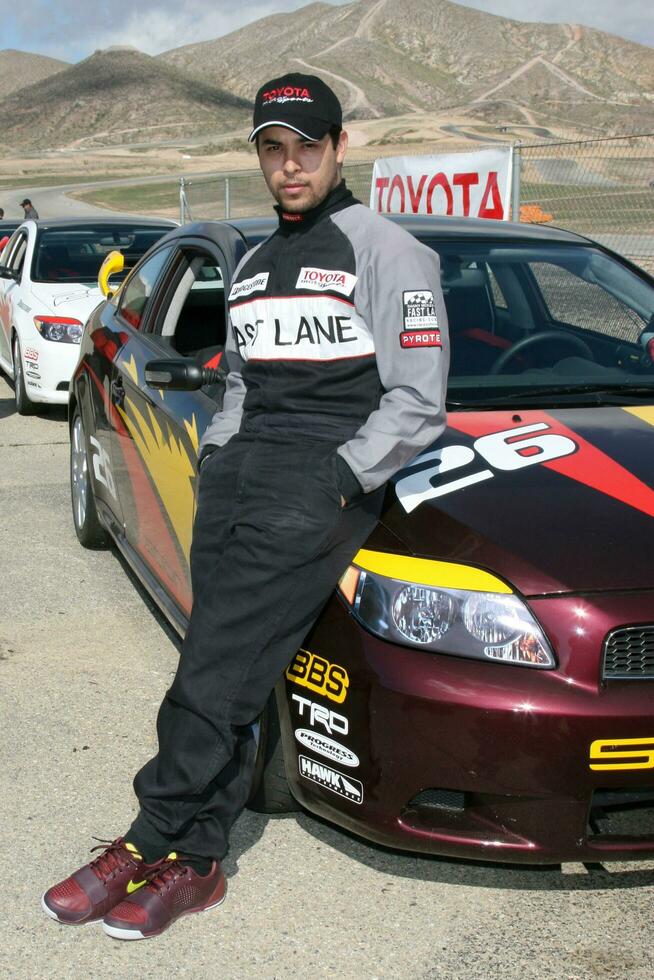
3, 0, 652, 64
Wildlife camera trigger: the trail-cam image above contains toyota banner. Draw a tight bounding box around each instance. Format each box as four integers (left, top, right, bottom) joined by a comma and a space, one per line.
370, 147, 514, 220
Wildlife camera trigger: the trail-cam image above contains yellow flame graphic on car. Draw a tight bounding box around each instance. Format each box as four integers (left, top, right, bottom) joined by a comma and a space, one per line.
117, 397, 197, 561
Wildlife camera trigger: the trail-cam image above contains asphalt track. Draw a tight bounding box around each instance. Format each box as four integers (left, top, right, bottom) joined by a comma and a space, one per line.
2, 371, 654, 978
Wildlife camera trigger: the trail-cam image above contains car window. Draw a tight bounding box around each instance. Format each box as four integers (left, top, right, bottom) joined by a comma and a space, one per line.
7, 232, 28, 276
118, 246, 174, 331
32, 224, 172, 284
421, 239, 654, 406
530, 261, 647, 344
158, 250, 227, 361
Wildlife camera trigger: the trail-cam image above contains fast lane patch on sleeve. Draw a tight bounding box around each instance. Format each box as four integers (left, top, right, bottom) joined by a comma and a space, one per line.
402, 290, 439, 330
400, 290, 441, 348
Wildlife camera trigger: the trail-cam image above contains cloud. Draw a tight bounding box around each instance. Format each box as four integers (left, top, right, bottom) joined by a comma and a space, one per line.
455, 0, 654, 47
5, 0, 351, 61
4, 0, 653, 62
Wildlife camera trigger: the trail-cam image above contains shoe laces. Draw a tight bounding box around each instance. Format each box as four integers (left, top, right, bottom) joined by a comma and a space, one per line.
88, 837, 135, 881
142, 853, 187, 893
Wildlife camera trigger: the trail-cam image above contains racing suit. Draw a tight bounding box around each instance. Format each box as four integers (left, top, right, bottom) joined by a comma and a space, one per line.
128, 182, 450, 862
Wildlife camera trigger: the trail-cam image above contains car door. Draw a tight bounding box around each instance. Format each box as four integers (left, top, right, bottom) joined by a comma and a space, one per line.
0, 228, 29, 369
108, 226, 246, 620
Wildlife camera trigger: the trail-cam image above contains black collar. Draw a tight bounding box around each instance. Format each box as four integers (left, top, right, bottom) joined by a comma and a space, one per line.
275, 181, 357, 233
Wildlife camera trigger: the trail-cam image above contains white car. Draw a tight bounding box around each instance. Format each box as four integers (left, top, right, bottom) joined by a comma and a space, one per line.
0, 217, 175, 414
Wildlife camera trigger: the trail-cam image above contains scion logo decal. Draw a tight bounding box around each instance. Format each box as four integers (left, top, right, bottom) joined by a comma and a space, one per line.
286, 649, 349, 703
590, 737, 654, 771
299, 756, 363, 804
296, 267, 357, 297
295, 729, 359, 768
292, 693, 348, 735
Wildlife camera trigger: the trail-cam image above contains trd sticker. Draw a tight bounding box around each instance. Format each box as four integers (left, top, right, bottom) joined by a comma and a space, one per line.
286, 648, 349, 703
590, 737, 654, 771
395, 422, 577, 513
294, 729, 360, 768
292, 692, 348, 736
299, 755, 363, 804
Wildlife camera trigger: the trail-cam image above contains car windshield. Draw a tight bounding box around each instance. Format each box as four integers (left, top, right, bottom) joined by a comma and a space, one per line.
32, 225, 171, 285
420, 239, 654, 407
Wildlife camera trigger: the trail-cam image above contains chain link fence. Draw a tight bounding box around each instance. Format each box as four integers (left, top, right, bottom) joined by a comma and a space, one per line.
519, 134, 654, 274
180, 133, 654, 274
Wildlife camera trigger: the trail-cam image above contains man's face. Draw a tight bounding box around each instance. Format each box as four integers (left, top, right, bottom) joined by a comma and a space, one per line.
257, 126, 348, 213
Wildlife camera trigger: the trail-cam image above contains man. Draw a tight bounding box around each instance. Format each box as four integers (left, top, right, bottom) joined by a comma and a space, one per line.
42, 73, 449, 940
0, 208, 4, 219
20, 198, 39, 219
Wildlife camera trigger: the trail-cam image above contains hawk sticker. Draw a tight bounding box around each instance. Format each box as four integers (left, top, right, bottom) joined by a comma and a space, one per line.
400, 290, 441, 349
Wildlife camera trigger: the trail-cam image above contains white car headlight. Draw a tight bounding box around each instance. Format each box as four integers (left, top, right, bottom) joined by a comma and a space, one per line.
34, 315, 83, 344
338, 551, 555, 669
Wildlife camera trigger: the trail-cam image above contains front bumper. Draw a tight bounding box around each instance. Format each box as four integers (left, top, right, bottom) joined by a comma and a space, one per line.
282, 590, 654, 864
20, 334, 79, 404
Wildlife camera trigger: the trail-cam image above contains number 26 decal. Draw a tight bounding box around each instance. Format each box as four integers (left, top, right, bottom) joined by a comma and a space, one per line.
395, 422, 578, 513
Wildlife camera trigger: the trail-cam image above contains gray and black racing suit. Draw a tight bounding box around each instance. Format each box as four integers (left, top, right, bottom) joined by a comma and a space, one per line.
128, 181, 450, 863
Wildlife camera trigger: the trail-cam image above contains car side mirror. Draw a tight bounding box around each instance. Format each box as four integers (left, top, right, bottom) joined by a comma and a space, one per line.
144, 358, 224, 391
0, 266, 19, 281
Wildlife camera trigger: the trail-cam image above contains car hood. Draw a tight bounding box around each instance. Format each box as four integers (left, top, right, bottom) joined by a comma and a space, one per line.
383, 406, 654, 597
29, 283, 104, 320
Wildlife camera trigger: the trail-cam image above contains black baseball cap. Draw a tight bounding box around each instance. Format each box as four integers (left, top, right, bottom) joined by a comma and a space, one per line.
249, 72, 342, 143
20, 198, 32, 206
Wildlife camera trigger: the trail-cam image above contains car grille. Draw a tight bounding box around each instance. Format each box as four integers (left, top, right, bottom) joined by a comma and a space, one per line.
603, 626, 654, 680
408, 788, 466, 811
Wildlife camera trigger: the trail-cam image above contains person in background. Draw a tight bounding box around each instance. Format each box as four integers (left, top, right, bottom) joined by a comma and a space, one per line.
20, 199, 39, 220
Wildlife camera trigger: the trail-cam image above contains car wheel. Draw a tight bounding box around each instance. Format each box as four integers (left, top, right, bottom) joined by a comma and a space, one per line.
70, 408, 109, 549
12, 335, 37, 416
247, 689, 300, 814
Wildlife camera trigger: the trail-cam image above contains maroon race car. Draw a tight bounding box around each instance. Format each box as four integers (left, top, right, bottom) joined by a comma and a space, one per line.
69, 214, 654, 864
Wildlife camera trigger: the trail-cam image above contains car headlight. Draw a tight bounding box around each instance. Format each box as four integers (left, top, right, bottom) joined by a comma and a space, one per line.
34, 315, 83, 344
338, 550, 555, 668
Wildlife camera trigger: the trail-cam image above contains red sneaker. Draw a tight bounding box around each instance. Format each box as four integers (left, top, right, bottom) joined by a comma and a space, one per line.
102, 853, 226, 940
42, 838, 148, 925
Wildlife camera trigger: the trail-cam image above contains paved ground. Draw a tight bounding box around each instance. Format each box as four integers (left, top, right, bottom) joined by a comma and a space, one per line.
2, 371, 654, 979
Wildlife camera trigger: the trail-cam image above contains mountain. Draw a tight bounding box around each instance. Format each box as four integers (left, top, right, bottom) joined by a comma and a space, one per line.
0, 48, 251, 152
159, 0, 654, 133
0, 48, 68, 100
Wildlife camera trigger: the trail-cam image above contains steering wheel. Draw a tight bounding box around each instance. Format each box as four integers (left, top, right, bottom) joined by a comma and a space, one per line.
489, 330, 595, 375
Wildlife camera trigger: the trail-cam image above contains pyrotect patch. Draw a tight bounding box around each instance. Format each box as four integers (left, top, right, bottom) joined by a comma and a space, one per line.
400, 290, 441, 348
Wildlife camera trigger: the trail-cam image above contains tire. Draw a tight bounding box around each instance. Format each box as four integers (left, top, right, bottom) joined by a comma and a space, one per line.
12, 335, 37, 416
70, 407, 109, 549
247, 689, 300, 814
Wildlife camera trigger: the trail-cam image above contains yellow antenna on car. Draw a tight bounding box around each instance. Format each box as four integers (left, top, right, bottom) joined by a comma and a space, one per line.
98, 249, 125, 299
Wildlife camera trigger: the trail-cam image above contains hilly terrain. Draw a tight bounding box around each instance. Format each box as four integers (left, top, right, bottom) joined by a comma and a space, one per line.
1, 0, 652, 154
160, 0, 654, 134
0, 48, 68, 100
0, 48, 250, 152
